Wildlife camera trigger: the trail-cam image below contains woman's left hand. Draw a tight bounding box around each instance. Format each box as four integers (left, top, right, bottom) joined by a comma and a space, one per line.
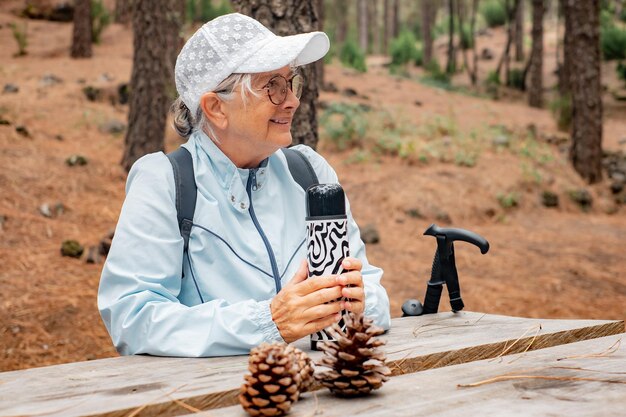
338, 257, 365, 315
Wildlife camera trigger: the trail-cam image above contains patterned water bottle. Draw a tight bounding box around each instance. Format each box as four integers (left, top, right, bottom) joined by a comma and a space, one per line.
306, 184, 349, 350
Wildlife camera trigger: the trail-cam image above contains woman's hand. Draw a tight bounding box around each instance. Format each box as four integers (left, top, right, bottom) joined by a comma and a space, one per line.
339, 257, 365, 315
270, 257, 366, 343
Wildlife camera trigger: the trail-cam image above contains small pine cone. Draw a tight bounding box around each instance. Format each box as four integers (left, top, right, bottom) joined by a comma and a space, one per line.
290, 346, 314, 393
239, 342, 300, 417
315, 312, 391, 397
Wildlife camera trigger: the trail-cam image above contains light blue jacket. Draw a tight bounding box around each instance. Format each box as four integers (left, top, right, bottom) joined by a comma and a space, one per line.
98, 131, 391, 356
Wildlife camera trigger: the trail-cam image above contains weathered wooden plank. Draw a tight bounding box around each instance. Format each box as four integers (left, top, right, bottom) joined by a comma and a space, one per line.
206, 334, 626, 417
0, 312, 622, 417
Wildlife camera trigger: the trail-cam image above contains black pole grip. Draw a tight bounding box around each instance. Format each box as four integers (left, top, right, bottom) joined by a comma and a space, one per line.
449, 294, 465, 312
423, 283, 443, 314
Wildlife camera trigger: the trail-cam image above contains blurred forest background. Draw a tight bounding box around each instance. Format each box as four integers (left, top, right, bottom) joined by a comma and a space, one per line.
0, 0, 625, 371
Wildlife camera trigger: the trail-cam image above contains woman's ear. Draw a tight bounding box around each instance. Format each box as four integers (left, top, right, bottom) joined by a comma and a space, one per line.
200, 92, 228, 130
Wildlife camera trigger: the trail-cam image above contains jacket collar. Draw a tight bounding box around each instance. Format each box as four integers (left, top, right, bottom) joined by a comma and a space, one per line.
191, 131, 271, 212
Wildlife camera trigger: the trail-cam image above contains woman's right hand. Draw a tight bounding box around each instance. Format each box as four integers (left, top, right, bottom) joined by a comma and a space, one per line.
270, 259, 344, 343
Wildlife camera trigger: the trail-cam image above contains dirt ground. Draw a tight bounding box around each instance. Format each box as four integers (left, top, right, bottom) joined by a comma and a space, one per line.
1, 7, 625, 372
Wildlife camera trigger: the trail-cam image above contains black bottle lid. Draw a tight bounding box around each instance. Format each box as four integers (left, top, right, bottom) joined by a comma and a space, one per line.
306, 184, 346, 218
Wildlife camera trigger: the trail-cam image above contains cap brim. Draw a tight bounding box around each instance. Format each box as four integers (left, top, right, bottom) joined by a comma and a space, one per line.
234, 31, 330, 73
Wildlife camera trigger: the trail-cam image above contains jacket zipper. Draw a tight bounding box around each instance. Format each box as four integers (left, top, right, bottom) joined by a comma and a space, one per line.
246, 169, 282, 293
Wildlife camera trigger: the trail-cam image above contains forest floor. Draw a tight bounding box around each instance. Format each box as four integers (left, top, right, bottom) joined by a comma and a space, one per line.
0, 6, 625, 371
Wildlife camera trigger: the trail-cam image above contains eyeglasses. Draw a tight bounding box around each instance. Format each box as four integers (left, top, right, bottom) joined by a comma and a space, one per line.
262, 74, 304, 105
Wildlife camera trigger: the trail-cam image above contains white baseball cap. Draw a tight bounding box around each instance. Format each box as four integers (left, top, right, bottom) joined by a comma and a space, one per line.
175, 13, 330, 116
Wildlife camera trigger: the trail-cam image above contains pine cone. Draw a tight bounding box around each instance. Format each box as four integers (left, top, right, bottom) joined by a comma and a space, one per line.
315, 312, 391, 397
239, 342, 300, 417
291, 346, 314, 393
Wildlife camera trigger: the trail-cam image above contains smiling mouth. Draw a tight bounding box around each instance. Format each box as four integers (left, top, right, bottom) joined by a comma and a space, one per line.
270, 118, 290, 125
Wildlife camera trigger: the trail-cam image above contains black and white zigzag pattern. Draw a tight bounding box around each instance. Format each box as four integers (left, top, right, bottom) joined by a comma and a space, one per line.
306, 219, 349, 348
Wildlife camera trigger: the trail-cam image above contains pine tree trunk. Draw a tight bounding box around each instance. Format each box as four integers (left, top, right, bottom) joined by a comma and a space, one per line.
564, 0, 603, 183
71, 0, 92, 58
368, 0, 379, 54
336, 0, 348, 45
392, 0, 399, 38
316, 0, 325, 89
231, 0, 323, 149
528, 0, 544, 107
446, 0, 456, 74
422, 0, 435, 66
384, 0, 391, 53
357, 0, 368, 52
121, 0, 183, 172
496, 0, 521, 81
559, 0, 572, 96
115, 0, 132, 25
458, 0, 479, 85
514, 0, 524, 61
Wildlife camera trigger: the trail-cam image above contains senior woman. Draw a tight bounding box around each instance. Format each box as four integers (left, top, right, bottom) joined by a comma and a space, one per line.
98, 13, 390, 357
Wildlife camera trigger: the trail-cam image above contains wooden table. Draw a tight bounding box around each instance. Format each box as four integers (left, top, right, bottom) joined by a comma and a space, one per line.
208, 334, 626, 417
0, 312, 623, 417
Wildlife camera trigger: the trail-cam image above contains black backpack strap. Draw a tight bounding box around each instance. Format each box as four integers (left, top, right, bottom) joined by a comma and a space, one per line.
166, 147, 197, 252
281, 147, 319, 191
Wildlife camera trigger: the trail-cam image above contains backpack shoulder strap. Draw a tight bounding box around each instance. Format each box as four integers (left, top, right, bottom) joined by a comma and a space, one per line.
166, 147, 197, 252
281, 147, 319, 191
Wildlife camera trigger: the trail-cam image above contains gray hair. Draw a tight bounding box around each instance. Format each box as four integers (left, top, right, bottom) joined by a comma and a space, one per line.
170, 73, 261, 141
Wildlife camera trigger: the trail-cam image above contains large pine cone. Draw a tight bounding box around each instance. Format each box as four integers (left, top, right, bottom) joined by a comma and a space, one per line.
315, 312, 391, 397
239, 342, 301, 417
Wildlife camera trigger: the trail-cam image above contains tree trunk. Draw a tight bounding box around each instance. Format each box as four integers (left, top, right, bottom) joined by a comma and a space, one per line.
383, 0, 391, 53
232, 0, 323, 149
563, 0, 603, 183
446, 0, 456, 74
115, 0, 132, 25
357, 0, 368, 52
121, 0, 183, 172
528, 0, 544, 107
368, 0, 379, 54
559, 0, 573, 96
316, 0, 325, 89
514, 0, 524, 61
495, 0, 521, 81
71, 0, 92, 58
336, 0, 348, 45
458, 0, 479, 85
422, 0, 436, 66
392, 0, 399, 38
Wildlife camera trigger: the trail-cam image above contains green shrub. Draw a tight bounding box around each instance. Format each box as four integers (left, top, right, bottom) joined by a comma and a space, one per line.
618, 61, 626, 86
390, 29, 422, 67
601, 25, 626, 60
339, 40, 367, 72
91, 0, 111, 44
455, 150, 478, 167
199, 0, 232, 22
414, 47, 424, 66
497, 192, 519, 209
550, 94, 572, 132
9, 22, 28, 56
434, 15, 460, 38
320, 102, 367, 150
486, 70, 500, 85
506, 68, 525, 90
409, 20, 422, 41
481, 0, 507, 28
424, 59, 449, 83
460, 24, 474, 50
186, 0, 197, 22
